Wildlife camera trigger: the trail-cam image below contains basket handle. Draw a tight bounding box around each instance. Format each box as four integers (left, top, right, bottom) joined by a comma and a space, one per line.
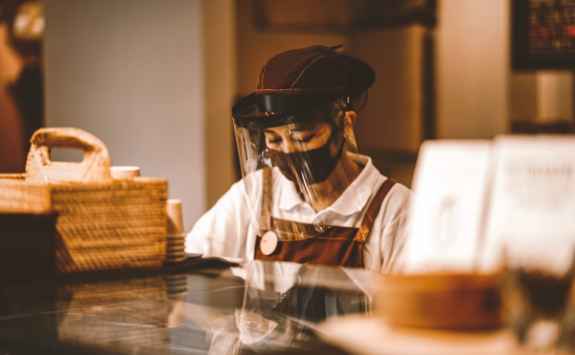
25, 127, 112, 183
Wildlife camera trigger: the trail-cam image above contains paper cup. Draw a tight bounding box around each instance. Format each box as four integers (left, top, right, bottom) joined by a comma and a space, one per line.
167, 199, 185, 235
110, 166, 141, 179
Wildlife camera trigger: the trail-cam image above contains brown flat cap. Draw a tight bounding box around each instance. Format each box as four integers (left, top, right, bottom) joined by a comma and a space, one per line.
257, 45, 349, 96
232, 45, 375, 126
254, 45, 375, 113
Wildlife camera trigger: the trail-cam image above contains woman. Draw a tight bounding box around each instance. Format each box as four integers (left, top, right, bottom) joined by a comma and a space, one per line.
186, 45, 411, 273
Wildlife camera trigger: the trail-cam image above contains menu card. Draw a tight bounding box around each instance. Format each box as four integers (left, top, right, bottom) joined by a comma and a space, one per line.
480, 136, 575, 276
402, 140, 492, 274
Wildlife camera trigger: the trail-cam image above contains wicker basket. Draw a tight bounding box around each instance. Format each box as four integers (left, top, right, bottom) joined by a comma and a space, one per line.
0, 127, 168, 273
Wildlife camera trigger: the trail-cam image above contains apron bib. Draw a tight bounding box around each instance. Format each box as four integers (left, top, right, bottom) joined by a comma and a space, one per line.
254, 168, 396, 268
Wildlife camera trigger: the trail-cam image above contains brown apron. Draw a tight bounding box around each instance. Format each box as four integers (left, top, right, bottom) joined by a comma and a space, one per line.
254, 168, 396, 268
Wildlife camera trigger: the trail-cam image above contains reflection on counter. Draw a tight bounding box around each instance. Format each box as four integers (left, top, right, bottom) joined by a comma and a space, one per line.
0, 259, 574, 354
57, 277, 171, 354
0, 261, 376, 355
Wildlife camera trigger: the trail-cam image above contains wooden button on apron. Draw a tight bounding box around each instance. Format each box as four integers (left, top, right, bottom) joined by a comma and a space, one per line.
260, 231, 278, 256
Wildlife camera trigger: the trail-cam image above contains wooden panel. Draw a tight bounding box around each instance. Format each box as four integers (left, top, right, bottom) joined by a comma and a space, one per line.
254, 0, 436, 31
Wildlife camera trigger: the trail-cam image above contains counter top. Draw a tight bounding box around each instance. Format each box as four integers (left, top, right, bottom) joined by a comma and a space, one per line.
0, 258, 360, 355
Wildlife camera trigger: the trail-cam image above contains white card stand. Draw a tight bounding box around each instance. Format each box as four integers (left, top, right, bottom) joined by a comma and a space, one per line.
402, 140, 492, 274
480, 135, 575, 276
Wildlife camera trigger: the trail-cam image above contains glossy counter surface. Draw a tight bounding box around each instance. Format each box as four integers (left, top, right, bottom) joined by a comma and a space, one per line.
0, 258, 369, 355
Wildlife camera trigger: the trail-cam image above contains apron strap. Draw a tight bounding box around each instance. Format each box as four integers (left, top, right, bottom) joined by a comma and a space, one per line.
260, 167, 273, 231
354, 178, 396, 243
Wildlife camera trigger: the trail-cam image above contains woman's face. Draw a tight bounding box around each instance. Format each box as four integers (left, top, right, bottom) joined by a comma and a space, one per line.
263, 122, 332, 153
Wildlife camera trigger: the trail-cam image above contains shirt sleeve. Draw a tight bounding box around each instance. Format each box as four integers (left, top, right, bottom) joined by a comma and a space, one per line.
185, 180, 254, 259
379, 184, 413, 274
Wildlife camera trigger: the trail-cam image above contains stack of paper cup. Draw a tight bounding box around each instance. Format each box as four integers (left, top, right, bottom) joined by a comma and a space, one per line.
165, 199, 186, 263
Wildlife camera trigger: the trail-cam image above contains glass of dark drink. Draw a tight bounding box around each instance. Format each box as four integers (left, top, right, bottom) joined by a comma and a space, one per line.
507, 254, 575, 353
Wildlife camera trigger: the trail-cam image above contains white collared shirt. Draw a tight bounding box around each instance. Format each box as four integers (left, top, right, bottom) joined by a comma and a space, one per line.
186, 153, 412, 273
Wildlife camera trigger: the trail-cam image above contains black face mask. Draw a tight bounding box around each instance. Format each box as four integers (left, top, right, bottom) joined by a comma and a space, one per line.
267, 134, 345, 185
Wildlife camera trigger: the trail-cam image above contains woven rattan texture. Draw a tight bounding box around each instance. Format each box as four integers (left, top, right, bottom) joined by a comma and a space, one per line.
0, 128, 168, 273
26, 127, 112, 183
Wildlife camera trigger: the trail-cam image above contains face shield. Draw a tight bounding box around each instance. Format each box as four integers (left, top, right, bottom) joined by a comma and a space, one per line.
233, 93, 359, 240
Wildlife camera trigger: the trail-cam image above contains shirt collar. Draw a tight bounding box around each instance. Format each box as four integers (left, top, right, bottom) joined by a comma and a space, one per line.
278, 177, 302, 211
277, 153, 382, 216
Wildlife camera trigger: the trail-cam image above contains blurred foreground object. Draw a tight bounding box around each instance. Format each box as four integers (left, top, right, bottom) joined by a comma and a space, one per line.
505, 255, 575, 353
403, 135, 575, 275
374, 273, 502, 330
388, 141, 505, 331
482, 136, 575, 275
403, 140, 491, 274
381, 140, 500, 333
0, 127, 168, 274
319, 314, 515, 355
395, 135, 575, 354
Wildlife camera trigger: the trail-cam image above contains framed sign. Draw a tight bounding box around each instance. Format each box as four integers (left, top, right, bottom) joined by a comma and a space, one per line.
481, 136, 575, 275
403, 141, 492, 274
512, 0, 575, 69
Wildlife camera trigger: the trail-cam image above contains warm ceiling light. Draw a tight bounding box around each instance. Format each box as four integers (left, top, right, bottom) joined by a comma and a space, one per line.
12, 1, 44, 41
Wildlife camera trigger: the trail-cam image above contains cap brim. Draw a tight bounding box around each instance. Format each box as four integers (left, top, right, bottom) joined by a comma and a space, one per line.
232, 93, 343, 129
